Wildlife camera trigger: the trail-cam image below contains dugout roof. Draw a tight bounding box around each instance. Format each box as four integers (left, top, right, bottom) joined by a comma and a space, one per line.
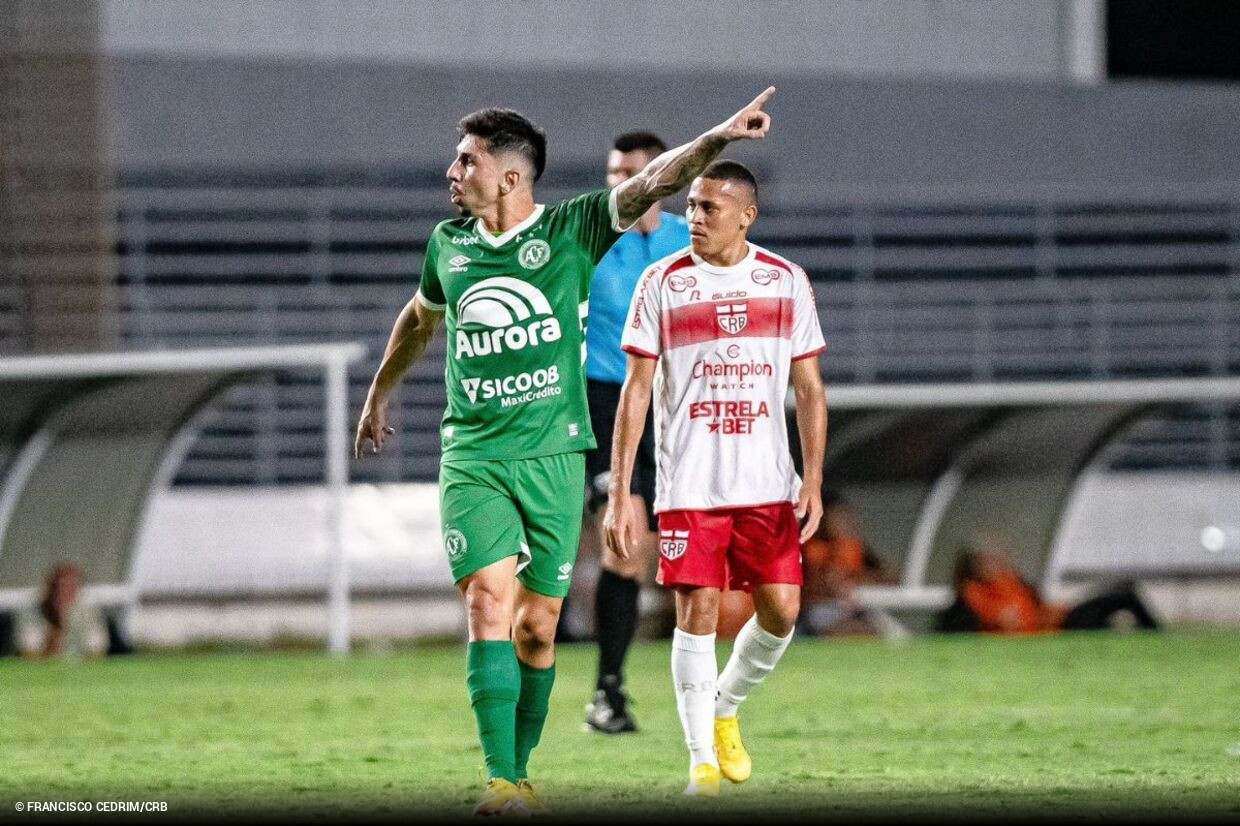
811, 377, 1240, 616
0, 343, 364, 651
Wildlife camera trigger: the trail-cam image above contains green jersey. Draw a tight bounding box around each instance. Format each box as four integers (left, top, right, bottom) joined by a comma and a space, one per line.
416, 189, 625, 461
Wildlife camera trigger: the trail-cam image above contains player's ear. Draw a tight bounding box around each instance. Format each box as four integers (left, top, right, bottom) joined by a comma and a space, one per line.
740, 203, 757, 229
500, 168, 522, 196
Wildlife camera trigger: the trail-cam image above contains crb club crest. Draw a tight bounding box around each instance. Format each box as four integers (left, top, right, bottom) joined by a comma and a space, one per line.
659, 529, 689, 560
750, 267, 780, 285
716, 302, 748, 335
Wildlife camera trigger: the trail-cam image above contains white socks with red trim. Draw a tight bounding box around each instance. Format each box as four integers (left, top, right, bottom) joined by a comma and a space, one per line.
715, 614, 793, 719
671, 628, 718, 769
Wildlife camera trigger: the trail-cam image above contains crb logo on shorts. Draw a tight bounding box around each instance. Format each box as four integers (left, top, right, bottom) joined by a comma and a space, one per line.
444, 528, 468, 561
659, 529, 689, 560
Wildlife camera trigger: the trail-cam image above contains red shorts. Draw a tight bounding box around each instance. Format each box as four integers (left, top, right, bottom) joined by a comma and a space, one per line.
656, 502, 803, 592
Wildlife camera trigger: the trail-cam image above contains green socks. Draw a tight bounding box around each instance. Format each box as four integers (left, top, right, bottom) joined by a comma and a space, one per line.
514, 660, 556, 780
466, 640, 520, 783
465, 641, 557, 782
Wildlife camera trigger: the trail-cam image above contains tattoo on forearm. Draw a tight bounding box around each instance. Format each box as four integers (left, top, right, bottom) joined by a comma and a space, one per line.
617, 133, 729, 224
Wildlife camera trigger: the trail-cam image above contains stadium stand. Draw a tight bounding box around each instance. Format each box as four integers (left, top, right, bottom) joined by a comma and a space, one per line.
5, 167, 1234, 488
4, 162, 1237, 641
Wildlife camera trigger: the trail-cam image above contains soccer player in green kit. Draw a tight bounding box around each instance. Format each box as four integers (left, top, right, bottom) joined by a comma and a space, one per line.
355, 87, 775, 815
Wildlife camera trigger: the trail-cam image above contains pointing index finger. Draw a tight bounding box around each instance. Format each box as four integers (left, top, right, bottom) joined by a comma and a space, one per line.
748, 86, 776, 110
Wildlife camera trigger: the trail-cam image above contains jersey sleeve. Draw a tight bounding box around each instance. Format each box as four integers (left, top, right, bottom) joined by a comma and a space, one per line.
620, 264, 663, 360
791, 265, 826, 360
556, 189, 629, 266
414, 230, 446, 310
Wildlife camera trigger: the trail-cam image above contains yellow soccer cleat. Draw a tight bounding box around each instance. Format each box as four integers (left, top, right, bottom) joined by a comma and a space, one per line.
516, 779, 550, 816
714, 717, 752, 784
683, 762, 722, 797
472, 778, 532, 817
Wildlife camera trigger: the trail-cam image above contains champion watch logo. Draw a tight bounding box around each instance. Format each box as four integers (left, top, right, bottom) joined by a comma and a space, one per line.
517, 239, 551, 270
659, 530, 690, 560
716, 302, 748, 335
454, 277, 563, 358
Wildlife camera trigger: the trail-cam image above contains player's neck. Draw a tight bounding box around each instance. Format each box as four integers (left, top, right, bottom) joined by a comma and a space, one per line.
634, 204, 662, 235
475, 193, 537, 235
697, 240, 750, 268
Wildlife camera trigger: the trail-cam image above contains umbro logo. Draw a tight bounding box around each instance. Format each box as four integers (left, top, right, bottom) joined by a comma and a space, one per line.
449, 254, 470, 272
556, 563, 573, 581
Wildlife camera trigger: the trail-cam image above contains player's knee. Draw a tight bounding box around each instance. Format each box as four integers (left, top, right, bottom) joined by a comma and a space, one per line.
755, 595, 800, 638
514, 610, 557, 651
463, 586, 511, 636
676, 589, 720, 635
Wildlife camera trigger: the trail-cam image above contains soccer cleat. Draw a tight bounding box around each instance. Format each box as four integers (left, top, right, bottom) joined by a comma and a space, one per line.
683, 762, 722, 797
516, 779, 550, 816
472, 778, 532, 817
714, 717, 752, 784
582, 680, 638, 734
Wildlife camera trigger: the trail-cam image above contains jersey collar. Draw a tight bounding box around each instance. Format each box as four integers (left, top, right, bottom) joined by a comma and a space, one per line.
689, 242, 755, 275
473, 205, 546, 248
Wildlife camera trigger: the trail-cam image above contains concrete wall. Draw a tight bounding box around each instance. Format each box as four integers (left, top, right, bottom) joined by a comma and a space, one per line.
103, 55, 1240, 206
114, 472, 1240, 646
100, 0, 1097, 82
1, 0, 120, 352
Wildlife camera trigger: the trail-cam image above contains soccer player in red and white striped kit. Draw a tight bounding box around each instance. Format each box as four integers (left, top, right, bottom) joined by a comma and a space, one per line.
604, 159, 828, 796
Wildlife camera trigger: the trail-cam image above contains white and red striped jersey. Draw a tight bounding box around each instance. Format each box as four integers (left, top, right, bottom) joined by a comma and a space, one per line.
620, 243, 826, 513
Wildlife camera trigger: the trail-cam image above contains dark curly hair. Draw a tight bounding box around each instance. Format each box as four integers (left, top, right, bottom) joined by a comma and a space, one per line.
458, 108, 547, 181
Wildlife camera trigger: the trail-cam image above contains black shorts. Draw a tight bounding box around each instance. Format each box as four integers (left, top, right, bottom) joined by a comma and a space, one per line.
585, 378, 657, 530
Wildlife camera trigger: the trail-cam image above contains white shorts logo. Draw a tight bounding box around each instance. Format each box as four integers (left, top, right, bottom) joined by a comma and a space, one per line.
659, 529, 690, 560
445, 528, 468, 562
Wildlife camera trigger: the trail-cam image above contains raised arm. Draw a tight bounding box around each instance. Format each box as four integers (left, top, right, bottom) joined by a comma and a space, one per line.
612, 86, 775, 228
355, 296, 444, 458
790, 356, 828, 542
603, 354, 658, 560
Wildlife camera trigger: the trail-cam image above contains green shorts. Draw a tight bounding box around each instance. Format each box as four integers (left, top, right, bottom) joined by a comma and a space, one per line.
439, 451, 585, 598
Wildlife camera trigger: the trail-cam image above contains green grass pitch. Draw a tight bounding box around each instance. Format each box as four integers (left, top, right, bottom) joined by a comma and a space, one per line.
2, 631, 1238, 822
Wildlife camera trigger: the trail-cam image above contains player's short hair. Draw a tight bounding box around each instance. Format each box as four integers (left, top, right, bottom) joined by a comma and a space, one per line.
612, 131, 668, 157
458, 108, 547, 181
701, 159, 758, 205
